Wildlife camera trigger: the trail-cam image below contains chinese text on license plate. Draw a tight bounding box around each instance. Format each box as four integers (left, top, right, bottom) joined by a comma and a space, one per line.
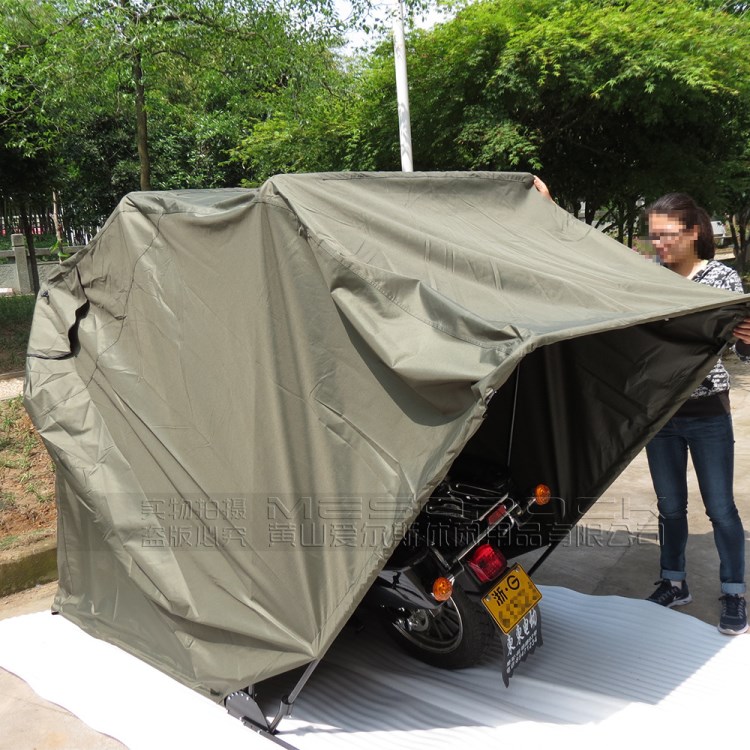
481, 564, 542, 634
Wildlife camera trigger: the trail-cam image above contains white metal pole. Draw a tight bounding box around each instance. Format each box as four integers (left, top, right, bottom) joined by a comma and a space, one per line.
393, 1, 413, 172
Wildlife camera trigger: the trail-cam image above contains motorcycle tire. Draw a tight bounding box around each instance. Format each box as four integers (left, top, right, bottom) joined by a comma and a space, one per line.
384, 583, 496, 669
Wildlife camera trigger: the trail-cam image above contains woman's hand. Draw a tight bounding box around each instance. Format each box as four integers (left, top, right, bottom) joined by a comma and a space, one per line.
733, 317, 750, 345
533, 176, 553, 202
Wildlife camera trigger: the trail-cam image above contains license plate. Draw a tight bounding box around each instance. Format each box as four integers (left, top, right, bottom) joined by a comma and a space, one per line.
481, 564, 542, 634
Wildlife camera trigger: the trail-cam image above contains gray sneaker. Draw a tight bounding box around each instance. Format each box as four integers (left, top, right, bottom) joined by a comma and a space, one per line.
718, 594, 748, 635
646, 579, 692, 608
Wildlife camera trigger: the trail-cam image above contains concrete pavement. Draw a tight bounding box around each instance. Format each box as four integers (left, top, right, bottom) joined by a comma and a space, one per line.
1, 355, 749, 748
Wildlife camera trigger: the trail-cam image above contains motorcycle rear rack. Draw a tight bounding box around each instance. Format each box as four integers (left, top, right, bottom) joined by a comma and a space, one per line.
225, 658, 320, 746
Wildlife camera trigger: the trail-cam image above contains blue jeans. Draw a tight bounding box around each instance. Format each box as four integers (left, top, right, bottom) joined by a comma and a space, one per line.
646, 413, 746, 594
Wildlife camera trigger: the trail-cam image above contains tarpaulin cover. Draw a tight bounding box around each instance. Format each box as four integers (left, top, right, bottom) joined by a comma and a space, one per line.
23, 171, 750, 700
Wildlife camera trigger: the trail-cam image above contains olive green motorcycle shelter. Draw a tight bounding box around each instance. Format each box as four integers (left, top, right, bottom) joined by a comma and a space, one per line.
24, 172, 750, 704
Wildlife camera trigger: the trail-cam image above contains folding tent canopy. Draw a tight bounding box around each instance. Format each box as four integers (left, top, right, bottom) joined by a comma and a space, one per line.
24, 171, 750, 702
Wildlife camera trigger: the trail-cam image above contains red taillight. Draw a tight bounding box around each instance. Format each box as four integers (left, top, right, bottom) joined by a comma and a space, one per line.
467, 543, 507, 583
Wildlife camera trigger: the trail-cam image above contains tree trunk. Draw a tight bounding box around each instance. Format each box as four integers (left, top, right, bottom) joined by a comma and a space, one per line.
133, 52, 151, 191
52, 190, 64, 243
615, 202, 625, 245
584, 201, 597, 225
626, 198, 638, 249
19, 202, 40, 295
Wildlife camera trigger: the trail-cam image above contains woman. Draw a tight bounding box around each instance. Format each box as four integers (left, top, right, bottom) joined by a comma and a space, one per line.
645, 192, 750, 636
534, 179, 750, 633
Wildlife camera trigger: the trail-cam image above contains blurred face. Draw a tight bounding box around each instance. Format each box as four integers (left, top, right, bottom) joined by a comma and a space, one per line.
648, 212, 699, 268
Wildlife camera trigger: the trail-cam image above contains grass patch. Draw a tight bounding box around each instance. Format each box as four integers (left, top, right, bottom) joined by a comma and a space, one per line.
0, 534, 21, 551
0, 293, 35, 322
0, 457, 30, 470
0, 294, 36, 373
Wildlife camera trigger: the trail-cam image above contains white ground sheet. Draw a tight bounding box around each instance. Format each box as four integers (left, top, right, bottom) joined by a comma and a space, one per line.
1, 586, 747, 749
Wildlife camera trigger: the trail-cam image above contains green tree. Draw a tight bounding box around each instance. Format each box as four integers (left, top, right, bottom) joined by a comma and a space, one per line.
33, 1, 345, 189
230, 0, 445, 181
247, 0, 750, 248
477, 0, 750, 243
0, 0, 351, 231
231, 47, 360, 183
718, 144, 750, 274
380, 1, 750, 240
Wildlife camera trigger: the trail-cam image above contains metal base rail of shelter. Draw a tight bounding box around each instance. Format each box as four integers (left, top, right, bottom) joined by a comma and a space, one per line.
224, 660, 321, 747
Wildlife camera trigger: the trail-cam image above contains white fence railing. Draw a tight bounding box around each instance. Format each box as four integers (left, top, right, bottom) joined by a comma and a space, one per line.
0, 234, 85, 294
0, 246, 85, 259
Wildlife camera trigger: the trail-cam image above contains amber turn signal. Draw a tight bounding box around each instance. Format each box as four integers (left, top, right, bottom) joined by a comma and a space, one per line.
432, 576, 453, 602
534, 484, 551, 505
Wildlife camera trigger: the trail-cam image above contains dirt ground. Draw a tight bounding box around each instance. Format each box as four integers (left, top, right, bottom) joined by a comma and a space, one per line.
0, 396, 56, 556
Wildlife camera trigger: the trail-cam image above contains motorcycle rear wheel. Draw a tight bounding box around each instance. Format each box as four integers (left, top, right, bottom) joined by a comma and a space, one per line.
385, 584, 496, 669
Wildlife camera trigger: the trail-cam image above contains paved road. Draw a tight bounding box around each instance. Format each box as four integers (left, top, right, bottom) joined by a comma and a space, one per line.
0, 373, 24, 401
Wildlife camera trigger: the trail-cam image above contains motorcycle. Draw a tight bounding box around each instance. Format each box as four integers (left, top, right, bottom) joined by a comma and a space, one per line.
225, 456, 553, 734
364, 454, 551, 682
